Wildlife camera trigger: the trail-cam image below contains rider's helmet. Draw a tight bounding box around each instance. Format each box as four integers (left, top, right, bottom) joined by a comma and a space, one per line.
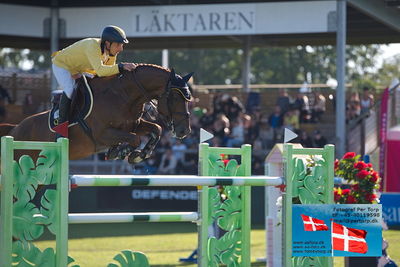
101, 25, 129, 44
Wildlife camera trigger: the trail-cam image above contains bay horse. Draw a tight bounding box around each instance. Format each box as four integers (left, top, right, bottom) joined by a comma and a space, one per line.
0, 64, 192, 164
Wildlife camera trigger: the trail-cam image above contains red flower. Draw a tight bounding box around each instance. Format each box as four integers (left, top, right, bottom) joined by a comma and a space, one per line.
370, 175, 379, 183
334, 159, 339, 170
370, 171, 379, 183
222, 159, 229, 166
346, 195, 356, 204
351, 184, 360, 191
356, 170, 370, 179
365, 193, 377, 203
367, 163, 373, 168
342, 189, 351, 195
354, 161, 367, 170
343, 152, 356, 159
334, 190, 341, 202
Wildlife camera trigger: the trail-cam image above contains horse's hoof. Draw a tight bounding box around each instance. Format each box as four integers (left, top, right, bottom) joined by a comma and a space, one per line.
128, 150, 144, 164
106, 145, 119, 160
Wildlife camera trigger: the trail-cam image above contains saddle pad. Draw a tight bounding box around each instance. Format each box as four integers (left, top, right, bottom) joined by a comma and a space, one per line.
48, 75, 94, 132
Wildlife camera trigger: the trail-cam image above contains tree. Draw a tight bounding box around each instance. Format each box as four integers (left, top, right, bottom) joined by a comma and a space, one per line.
0, 44, 391, 90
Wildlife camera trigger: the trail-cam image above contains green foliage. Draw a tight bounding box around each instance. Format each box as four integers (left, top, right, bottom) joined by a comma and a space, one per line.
107, 250, 149, 267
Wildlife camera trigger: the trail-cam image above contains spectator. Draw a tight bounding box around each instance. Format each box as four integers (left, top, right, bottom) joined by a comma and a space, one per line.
226, 118, 245, 147
257, 114, 274, 149
23, 93, 36, 116
212, 93, 224, 115
0, 84, 12, 122
276, 88, 291, 115
283, 109, 300, 131
312, 130, 327, 148
311, 91, 326, 123
0, 84, 13, 104
172, 139, 187, 164
293, 92, 311, 123
360, 87, 374, 116
213, 114, 230, 145
268, 106, 283, 143
142, 155, 158, 175
347, 91, 361, 121
245, 114, 259, 144
299, 130, 313, 148
158, 148, 178, 175
226, 96, 244, 121
199, 108, 215, 129
159, 134, 172, 150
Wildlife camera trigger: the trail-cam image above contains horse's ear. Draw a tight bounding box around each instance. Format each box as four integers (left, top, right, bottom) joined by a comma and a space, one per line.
170, 68, 176, 78
182, 72, 194, 83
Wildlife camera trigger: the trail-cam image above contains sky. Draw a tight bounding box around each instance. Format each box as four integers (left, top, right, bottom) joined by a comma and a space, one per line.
379, 43, 400, 66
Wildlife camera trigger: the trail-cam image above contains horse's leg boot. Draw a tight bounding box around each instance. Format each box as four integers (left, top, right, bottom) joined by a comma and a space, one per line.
128, 150, 144, 164
55, 92, 71, 140
106, 143, 134, 160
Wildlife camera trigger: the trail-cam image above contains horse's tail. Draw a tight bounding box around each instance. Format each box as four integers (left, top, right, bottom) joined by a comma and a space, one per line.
0, 123, 16, 138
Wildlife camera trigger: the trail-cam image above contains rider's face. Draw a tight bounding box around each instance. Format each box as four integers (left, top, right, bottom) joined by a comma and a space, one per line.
106, 42, 124, 56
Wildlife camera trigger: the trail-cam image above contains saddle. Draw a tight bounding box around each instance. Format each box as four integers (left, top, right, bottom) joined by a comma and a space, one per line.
48, 75, 94, 134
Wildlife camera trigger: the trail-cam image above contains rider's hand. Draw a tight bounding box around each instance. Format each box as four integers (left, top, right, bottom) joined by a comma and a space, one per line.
122, 63, 137, 71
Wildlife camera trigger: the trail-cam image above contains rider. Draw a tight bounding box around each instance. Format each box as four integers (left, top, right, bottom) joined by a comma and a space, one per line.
52, 25, 136, 138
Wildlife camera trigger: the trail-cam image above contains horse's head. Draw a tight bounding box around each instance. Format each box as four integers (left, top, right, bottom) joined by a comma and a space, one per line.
157, 69, 193, 139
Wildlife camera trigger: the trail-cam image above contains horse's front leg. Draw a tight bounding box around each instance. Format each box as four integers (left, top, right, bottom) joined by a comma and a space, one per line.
97, 128, 141, 160
128, 120, 161, 164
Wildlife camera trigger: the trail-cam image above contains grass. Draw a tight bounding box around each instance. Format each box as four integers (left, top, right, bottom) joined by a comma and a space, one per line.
35, 223, 400, 267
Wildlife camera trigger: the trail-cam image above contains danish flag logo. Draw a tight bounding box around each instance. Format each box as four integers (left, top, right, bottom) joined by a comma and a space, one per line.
300, 214, 329, 231
332, 222, 368, 254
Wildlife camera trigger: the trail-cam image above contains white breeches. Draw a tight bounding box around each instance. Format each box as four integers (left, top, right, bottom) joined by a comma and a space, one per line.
52, 64, 75, 99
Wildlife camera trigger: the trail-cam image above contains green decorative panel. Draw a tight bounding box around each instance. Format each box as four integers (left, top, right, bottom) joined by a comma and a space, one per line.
107, 250, 150, 267
205, 156, 246, 266
12, 241, 79, 267
292, 256, 330, 267
285, 144, 334, 267
292, 158, 329, 205
0, 137, 74, 267
208, 230, 242, 267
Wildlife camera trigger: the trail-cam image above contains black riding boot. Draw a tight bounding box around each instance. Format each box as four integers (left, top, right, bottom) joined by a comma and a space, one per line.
55, 92, 71, 139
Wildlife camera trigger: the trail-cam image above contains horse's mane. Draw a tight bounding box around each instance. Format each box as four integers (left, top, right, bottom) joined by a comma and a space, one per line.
135, 63, 170, 73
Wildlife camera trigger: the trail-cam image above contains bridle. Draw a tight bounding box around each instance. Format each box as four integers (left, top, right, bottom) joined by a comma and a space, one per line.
130, 71, 191, 133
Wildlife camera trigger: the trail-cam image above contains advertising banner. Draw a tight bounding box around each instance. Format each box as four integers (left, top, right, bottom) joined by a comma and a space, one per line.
292, 204, 382, 257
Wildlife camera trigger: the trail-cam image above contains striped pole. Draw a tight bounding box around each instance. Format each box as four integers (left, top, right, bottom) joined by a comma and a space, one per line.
70, 175, 283, 187
68, 212, 198, 224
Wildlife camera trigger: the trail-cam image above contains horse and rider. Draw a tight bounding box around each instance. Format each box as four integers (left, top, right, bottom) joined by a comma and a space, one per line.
52, 25, 137, 139
0, 25, 193, 163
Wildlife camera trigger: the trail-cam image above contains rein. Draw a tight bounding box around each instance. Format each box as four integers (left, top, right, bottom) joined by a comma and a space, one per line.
129, 70, 190, 132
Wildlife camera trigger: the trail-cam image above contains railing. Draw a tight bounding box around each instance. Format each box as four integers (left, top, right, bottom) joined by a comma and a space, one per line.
346, 84, 400, 156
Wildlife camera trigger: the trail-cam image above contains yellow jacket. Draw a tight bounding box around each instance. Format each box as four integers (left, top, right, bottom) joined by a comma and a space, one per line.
52, 38, 119, 77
